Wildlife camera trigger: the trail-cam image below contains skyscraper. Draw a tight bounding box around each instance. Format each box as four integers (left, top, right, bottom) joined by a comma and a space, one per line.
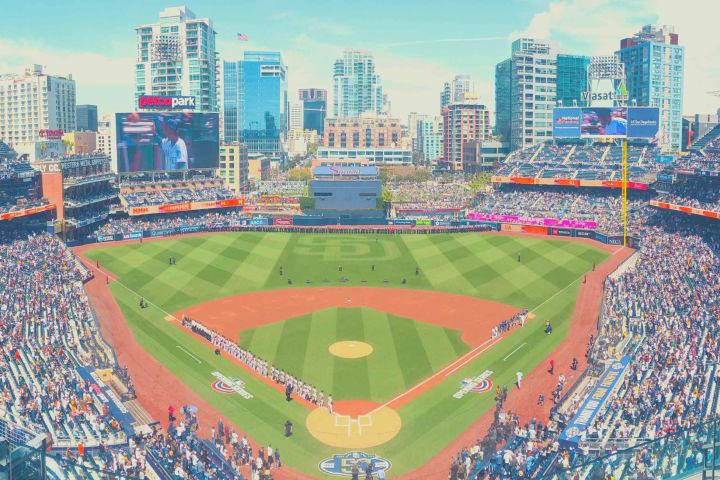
0, 65, 76, 146
616, 24, 684, 151
556, 54, 590, 107
333, 50, 384, 118
135, 6, 218, 112
299, 88, 327, 135
495, 38, 558, 151
417, 116, 443, 165
289, 102, 304, 131
76, 104, 98, 131
223, 52, 288, 155
440, 75, 475, 113
494, 59, 512, 142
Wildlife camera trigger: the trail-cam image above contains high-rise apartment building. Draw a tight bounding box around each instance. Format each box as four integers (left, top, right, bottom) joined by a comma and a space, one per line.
76, 104, 98, 131
299, 88, 327, 135
135, 6, 218, 112
616, 24, 684, 151
333, 50, 384, 118
417, 116, 443, 165
0, 65, 76, 146
442, 94, 491, 171
96, 116, 113, 159
219, 143, 249, 193
223, 52, 288, 155
289, 102, 304, 131
495, 38, 559, 151
556, 54, 590, 107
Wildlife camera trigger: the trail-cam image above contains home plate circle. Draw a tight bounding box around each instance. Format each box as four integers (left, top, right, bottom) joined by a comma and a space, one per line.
329, 341, 373, 359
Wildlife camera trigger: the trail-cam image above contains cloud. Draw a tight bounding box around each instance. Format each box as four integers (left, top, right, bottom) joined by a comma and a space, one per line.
0, 38, 135, 114
377, 37, 506, 49
512, 0, 717, 115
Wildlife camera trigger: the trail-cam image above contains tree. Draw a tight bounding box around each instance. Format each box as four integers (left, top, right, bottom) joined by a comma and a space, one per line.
307, 143, 319, 156
469, 172, 492, 194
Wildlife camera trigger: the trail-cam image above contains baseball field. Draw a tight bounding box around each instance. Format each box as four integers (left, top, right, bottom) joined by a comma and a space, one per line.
83, 231, 610, 478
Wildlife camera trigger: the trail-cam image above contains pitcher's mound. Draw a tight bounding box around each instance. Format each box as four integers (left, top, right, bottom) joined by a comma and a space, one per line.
329, 341, 373, 359
306, 405, 401, 448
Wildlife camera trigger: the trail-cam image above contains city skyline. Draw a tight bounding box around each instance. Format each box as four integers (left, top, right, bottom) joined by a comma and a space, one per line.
0, 0, 717, 122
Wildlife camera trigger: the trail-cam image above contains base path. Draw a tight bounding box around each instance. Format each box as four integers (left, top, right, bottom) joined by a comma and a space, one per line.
176, 286, 519, 351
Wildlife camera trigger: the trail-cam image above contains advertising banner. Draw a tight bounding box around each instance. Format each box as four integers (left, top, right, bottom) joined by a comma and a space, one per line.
552, 108, 582, 138
650, 200, 719, 219
248, 218, 269, 226
115, 112, 219, 172
149, 228, 176, 237
521, 225, 548, 235
0, 203, 56, 221
128, 198, 241, 216
550, 227, 574, 237
390, 219, 416, 226
97, 235, 116, 243
575, 229, 596, 239
179, 225, 202, 234
138, 95, 196, 110
122, 232, 142, 240
432, 220, 452, 226
627, 108, 660, 139
466, 213, 598, 230
415, 220, 432, 226
606, 236, 623, 245
560, 356, 630, 446
273, 217, 294, 226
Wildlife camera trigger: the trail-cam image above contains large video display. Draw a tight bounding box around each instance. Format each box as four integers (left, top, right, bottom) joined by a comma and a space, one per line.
552, 107, 659, 139
115, 112, 219, 173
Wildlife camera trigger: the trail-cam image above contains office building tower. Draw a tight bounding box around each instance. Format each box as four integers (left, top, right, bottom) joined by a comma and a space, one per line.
440, 75, 475, 113
556, 54, 590, 107
333, 50, 384, 117
223, 52, 288, 155
0, 65, 76, 145
417, 116, 443, 165
289, 102, 303, 131
494, 59, 512, 142
135, 6, 218, 111
299, 88, 327, 135
76, 104, 98, 131
616, 24, 684, 151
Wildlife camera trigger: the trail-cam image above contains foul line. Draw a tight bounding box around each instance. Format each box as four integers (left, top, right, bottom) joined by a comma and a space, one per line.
503, 342, 527, 362
109, 278, 179, 322
370, 336, 504, 414
176, 345, 202, 364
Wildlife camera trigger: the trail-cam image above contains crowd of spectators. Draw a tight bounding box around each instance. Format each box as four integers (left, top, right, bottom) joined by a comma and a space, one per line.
122, 184, 235, 207
254, 180, 306, 197
0, 232, 127, 450
469, 185, 649, 233
389, 180, 471, 211
88, 210, 246, 239
655, 179, 720, 212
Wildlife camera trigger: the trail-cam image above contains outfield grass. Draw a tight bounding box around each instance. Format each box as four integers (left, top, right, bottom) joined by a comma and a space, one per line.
85, 232, 610, 478
239, 306, 470, 402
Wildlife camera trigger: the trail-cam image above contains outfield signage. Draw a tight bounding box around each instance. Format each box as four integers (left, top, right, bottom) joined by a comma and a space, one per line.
552, 107, 660, 139
453, 370, 493, 399
319, 452, 391, 477
559, 356, 629, 446
211, 371, 253, 399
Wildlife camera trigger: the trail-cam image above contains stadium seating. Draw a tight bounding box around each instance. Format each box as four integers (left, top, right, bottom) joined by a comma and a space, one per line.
119, 178, 235, 207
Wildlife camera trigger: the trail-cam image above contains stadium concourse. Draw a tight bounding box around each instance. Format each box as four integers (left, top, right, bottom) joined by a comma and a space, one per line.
0, 139, 719, 480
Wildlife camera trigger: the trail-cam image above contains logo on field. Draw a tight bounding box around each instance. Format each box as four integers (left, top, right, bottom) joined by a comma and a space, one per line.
461, 377, 493, 393
453, 370, 493, 399
210, 371, 253, 399
319, 452, 391, 477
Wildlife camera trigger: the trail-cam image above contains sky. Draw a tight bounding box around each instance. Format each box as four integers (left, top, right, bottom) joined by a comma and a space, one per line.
1, 0, 718, 123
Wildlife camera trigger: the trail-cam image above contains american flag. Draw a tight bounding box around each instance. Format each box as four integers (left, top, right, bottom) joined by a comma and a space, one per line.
237, 33, 248, 41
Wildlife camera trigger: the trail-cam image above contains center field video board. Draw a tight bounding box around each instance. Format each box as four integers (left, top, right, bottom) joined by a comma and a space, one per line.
115, 112, 219, 173
552, 107, 659, 139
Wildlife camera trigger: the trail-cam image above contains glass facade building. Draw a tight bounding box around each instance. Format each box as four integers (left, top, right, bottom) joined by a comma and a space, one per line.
616, 25, 684, 152
494, 59, 512, 142
223, 52, 288, 155
556, 54, 590, 107
299, 88, 327, 135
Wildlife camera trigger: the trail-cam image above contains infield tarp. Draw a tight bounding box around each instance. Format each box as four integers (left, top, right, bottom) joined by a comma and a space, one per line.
559, 356, 630, 446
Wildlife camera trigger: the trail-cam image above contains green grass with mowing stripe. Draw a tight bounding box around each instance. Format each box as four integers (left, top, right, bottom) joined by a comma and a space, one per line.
238, 307, 469, 402
85, 232, 610, 478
